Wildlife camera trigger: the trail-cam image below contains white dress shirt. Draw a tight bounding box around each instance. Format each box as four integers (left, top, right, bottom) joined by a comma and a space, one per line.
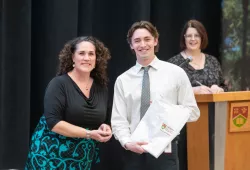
111, 56, 200, 147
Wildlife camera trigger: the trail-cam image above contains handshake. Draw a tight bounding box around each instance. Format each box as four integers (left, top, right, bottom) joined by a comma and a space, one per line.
86, 124, 112, 142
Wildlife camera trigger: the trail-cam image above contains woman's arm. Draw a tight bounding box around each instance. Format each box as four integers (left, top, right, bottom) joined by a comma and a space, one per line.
43, 77, 111, 141
52, 121, 111, 142
213, 56, 228, 92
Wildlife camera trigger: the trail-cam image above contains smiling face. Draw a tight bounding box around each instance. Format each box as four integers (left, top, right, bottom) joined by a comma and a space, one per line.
130, 28, 158, 64
184, 27, 202, 51
72, 41, 96, 73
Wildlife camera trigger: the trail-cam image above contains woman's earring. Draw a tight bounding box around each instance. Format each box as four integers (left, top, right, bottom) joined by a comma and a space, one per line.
73, 62, 75, 67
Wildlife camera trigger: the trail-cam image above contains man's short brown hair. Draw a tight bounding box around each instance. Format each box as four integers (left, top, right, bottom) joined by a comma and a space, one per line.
127, 21, 160, 52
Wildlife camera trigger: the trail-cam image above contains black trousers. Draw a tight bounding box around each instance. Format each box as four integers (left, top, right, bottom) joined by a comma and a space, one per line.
122, 140, 179, 170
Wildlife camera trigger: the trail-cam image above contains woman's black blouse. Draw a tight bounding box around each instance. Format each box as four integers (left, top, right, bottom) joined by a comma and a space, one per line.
168, 53, 228, 91
44, 74, 109, 130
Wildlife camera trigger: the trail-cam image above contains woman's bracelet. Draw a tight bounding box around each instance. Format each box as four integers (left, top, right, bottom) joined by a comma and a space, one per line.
85, 129, 91, 139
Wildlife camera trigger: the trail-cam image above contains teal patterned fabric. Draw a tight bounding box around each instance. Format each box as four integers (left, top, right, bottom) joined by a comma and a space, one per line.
25, 116, 99, 170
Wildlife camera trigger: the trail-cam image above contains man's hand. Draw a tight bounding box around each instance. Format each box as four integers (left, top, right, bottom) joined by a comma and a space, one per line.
125, 142, 148, 154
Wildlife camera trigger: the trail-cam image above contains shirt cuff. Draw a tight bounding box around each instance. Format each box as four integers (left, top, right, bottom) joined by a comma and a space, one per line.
120, 137, 132, 148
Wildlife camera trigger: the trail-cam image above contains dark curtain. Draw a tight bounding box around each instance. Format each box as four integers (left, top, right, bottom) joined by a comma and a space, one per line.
0, 0, 221, 169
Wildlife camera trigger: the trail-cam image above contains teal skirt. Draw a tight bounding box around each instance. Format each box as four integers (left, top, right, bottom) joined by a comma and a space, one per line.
25, 116, 99, 170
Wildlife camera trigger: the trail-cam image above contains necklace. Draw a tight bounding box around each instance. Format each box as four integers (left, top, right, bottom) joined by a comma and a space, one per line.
85, 78, 91, 91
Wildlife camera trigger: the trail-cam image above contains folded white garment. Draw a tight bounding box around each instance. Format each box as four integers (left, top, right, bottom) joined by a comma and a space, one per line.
131, 99, 190, 158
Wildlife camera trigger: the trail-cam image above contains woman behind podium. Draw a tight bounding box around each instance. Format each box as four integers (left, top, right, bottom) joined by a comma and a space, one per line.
168, 19, 228, 170
168, 19, 227, 94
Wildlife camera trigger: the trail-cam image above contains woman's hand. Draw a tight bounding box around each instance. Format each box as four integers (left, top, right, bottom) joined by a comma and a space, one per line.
89, 129, 112, 142
98, 123, 112, 134
210, 84, 224, 94
98, 124, 112, 142
88, 124, 112, 142
193, 85, 213, 94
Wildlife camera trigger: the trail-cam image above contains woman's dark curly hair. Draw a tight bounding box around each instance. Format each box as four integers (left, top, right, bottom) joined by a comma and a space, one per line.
57, 36, 111, 87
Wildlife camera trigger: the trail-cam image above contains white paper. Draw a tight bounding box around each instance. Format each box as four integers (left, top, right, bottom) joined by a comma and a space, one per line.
131, 99, 190, 158
164, 143, 172, 153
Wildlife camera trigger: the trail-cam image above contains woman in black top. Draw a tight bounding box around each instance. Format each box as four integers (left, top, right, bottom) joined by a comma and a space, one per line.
25, 36, 112, 169
168, 20, 228, 170
168, 20, 227, 93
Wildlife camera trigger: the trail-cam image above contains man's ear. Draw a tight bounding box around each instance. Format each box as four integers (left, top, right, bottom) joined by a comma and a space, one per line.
154, 38, 158, 46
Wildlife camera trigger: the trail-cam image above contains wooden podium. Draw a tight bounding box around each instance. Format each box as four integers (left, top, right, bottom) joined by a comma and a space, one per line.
187, 91, 250, 170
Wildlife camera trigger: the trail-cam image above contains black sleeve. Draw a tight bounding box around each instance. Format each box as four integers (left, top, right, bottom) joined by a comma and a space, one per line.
44, 77, 66, 130
167, 54, 183, 66
218, 68, 228, 92
104, 97, 112, 126
212, 56, 228, 92
103, 87, 112, 126
167, 56, 178, 64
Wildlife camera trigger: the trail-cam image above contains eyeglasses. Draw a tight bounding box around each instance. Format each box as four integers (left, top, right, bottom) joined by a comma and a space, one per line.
184, 34, 201, 39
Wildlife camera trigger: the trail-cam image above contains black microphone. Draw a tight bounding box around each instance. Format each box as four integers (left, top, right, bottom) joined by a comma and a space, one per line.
179, 56, 193, 67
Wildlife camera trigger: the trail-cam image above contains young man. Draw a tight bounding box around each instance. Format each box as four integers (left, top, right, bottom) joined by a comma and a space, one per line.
111, 21, 200, 170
